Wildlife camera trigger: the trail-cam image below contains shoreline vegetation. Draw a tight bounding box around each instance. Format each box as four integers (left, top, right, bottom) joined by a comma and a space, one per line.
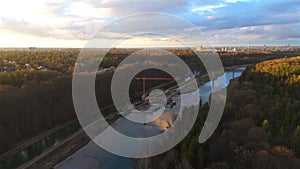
135, 56, 300, 169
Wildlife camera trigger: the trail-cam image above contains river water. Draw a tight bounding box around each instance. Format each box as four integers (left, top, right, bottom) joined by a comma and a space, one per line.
56, 67, 246, 169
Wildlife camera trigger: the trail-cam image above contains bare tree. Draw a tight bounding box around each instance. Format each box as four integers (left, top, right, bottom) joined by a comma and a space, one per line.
175, 159, 194, 169
132, 158, 152, 169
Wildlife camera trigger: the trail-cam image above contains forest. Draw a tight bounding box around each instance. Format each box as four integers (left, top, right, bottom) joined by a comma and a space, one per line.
0, 48, 299, 159
135, 56, 300, 169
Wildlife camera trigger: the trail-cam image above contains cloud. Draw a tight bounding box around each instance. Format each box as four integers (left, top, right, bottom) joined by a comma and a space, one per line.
0, 0, 299, 47
191, 3, 226, 13
206, 15, 226, 20
0, 17, 52, 37
0, 17, 108, 40
206, 22, 300, 46
82, 0, 190, 17
188, 0, 300, 32
223, 0, 251, 3
262, 23, 300, 40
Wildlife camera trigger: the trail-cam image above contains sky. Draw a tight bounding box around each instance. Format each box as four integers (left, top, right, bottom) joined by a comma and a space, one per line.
0, 0, 299, 48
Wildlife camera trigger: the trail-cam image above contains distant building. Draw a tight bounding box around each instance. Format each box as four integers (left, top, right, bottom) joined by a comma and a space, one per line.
29, 47, 37, 50
8, 61, 16, 64
195, 46, 203, 51
37, 66, 48, 71
193, 70, 201, 76
25, 63, 31, 69
96, 67, 115, 74
2, 66, 7, 73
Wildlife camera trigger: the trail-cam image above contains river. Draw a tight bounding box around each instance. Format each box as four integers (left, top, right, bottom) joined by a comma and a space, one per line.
56, 67, 246, 169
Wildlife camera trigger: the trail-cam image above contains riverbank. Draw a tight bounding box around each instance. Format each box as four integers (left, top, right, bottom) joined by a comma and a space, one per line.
24, 130, 89, 169
19, 66, 244, 169
46, 74, 209, 167
15, 111, 121, 169
54, 67, 246, 169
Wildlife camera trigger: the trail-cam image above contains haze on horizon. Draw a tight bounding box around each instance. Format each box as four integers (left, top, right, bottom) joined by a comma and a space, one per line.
0, 0, 299, 48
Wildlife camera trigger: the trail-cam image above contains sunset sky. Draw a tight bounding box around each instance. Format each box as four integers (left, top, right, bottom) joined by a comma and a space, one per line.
0, 0, 299, 47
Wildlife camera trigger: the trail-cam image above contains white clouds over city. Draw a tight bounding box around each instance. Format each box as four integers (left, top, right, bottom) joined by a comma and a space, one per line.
0, 0, 299, 47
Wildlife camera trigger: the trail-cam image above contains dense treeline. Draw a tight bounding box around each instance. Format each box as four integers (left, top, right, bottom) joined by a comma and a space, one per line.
1, 49, 300, 88
218, 50, 300, 68
0, 73, 128, 154
0, 70, 60, 88
139, 56, 300, 169
0, 49, 78, 74
0, 69, 175, 154
0, 76, 75, 153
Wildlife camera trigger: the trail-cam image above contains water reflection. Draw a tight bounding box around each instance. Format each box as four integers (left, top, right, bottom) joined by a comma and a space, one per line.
199, 67, 246, 103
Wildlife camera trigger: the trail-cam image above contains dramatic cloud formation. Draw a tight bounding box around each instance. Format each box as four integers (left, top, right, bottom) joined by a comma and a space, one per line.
0, 0, 299, 47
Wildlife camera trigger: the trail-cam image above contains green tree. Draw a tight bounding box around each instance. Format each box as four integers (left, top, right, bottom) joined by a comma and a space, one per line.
262, 119, 270, 131
291, 125, 300, 157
